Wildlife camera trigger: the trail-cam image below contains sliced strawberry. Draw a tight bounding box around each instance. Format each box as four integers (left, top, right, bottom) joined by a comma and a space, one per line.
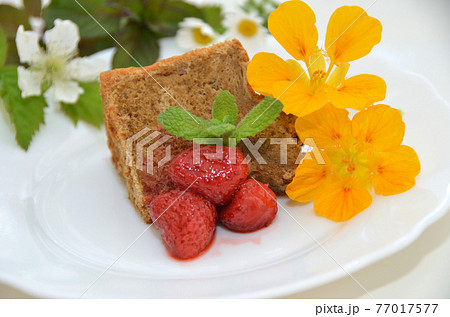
149, 189, 216, 259
219, 179, 278, 233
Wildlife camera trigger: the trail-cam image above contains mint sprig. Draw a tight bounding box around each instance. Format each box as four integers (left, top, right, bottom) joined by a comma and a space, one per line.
157, 90, 284, 146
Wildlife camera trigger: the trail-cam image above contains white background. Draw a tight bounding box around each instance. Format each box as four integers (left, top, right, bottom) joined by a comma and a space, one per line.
0, 0, 449, 298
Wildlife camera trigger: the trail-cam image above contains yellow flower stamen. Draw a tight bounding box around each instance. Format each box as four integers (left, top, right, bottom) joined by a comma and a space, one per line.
33, 54, 68, 83
238, 19, 258, 37
192, 27, 213, 45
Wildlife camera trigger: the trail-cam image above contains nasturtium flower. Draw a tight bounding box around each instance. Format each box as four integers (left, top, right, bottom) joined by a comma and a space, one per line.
15, 19, 107, 104
286, 104, 420, 221
176, 18, 217, 50
247, 0, 386, 117
223, 11, 266, 51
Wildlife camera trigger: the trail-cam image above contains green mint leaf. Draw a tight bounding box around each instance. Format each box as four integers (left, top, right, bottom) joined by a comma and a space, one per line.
232, 96, 283, 143
212, 90, 238, 125
0, 28, 6, 67
205, 123, 236, 136
60, 82, 104, 128
158, 106, 213, 140
0, 66, 46, 150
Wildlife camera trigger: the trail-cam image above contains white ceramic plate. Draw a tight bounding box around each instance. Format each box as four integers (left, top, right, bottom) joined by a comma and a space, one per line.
0, 35, 449, 298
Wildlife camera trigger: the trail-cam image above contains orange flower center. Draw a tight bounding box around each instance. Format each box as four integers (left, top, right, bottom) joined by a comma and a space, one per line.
328, 140, 371, 187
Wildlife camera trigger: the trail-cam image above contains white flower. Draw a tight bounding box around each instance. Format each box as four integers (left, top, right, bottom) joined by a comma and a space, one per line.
223, 11, 266, 51
15, 19, 107, 104
175, 17, 217, 50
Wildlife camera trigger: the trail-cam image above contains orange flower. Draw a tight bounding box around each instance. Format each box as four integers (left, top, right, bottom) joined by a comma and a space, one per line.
247, 0, 386, 117
286, 104, 420, 221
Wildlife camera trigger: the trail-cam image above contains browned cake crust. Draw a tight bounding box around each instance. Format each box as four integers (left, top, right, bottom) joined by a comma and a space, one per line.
100, 39, 302, 223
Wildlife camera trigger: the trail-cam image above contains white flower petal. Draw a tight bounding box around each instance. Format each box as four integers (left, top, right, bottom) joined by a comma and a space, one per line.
43, 86, 59, 109
51, 79, 84, 104
44, 19, 80, 57
15, 25, 43, 64
17, 66, 44, 98
223, 11, 266, 54
176, 17, 217, 50
66, 56, 107, 82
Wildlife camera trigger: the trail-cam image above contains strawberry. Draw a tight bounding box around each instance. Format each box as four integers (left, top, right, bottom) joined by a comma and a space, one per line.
219, 179, 278, 233
168, 145, 249, 206
148, 189, 216, 259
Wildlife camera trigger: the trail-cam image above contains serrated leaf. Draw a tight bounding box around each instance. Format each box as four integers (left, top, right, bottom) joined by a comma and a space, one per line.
43, 0, 120, 40
0, 66, 46, 150
60, 82, 103, 127
212, 90, 238, 125
0, 5, 31, 38
205, 123, 236, 136
23, 0, 42, 17
112, 21, 159, 68
0, 28, 7, 67
232, 96, 283, 143
157, 106, 213, 140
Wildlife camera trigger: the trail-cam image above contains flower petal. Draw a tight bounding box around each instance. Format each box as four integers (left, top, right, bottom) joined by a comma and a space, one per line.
273, 81, 328, 117
247, 52, 308, 96
325, 6, 382, 64
15, 25, 42, 64
352, 104, 405, 151
314, 178, 372, 221
286, 153, 330, 202
66, 56, 107, 82
268, 0, 318, 62
326, 62, 350, 88
295, 103, 352, 148
328, 74, 386, 110
17, 66, 44, 98
52, 79, 84, 104
44, 19, 80, 57
372, 145, 420, 196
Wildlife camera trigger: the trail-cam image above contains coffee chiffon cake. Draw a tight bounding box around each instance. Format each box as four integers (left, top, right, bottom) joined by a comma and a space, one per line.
100, 39, 302, 223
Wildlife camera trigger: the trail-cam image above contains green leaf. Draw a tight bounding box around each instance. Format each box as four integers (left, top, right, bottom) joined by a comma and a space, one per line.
157, 106, 214, 140
60, 82, 103, 127
0, 66, 46, 150
232, 96, 283, 143
43, 0, 120, 40
5, 38, 19, 65
112, 21, 159, 68
23, 0, 42, 17
0, 5, 30, 38
0, 28, 7, 67
150, 0, 204, 36
205, 123, 236, 136
212, 90, 238, 125
200, 5, 226, 34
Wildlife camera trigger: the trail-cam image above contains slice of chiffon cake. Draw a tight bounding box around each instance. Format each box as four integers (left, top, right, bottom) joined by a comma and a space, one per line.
100, 39, 302, 223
